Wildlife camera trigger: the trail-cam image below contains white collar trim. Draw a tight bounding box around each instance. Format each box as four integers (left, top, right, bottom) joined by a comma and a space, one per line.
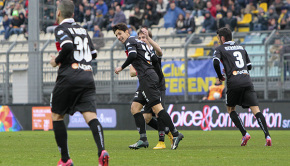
60, 18, 75, 25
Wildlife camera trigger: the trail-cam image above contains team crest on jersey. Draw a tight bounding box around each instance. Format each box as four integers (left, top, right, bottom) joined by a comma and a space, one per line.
126, 42, 130, 46
57, 30, 64, 35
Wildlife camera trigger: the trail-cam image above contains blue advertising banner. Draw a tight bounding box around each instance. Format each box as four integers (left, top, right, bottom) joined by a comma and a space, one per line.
162, 59, 222, 95
68, 109, 117, 128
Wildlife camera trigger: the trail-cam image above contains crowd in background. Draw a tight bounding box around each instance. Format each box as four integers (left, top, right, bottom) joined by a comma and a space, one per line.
0, 0, 290, 40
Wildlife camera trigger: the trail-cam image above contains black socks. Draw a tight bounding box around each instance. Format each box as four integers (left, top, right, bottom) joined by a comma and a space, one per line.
255, 112, 270, 138
157, 109, 179, 137
133, 112, 147, 141
230, 111, 247, 136
88, 118, 105, 157
53, 120, 70, 163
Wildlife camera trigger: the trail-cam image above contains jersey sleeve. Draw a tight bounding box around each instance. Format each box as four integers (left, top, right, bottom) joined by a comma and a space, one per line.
213, 48, 222, 63
245, 50, 251, 66
54, 26, 73, 52
125, 38, 137, 55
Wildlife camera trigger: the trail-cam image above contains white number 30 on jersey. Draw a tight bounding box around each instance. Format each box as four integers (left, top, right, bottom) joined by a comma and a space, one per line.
74, 36, 92, 62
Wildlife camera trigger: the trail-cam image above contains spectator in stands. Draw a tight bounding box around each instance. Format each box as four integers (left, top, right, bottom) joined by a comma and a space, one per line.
268, 17, 278, 30
143, 2, 158, 28
201, 10, 216, 33
74, 3, 85, 23
5, 2, 15, 18
175, 13, 185, 32
0, 14, 10, 34
128, 24, 137, 36
83, 8, 94, 25
163, 2, 184, 28
222, 10, 237, 31
253, 8, 268, 31
107, 5, 126, 30
277, 7, 290, 30
103, 7, 115, 31
211, 0, 221, 6
216, 4, 226, 17
267, 5, 279, 21
279, 43, 290, 80
192, 0, 205, 17
175, 0, 194, 11
90, 9, 104, 31
269, 37, 282, 67
206, 1, 216, 18
129, 5, 143, 30
176, 11, 195, 34
207, 41, 219, 56
14, 3, 26, 16
244, 0, 256, 14
122, 0, 137, 10
96, 0, 108, 16
156, 0, 168, 19
92, 25, 105, 51
5, 10, 22, 40
202, 77, 225, 100
271, 0, 284, 15
229, 0, 242, 17
216, 12, 225, 29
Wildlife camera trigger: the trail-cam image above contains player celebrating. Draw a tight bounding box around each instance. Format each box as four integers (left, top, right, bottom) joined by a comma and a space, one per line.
129, 28, 173, 149
113, 23, 184, 150
50, 1, 109, 165
213, 27, 271, 146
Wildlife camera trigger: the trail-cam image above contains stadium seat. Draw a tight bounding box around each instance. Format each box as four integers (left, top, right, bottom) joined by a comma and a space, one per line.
238, 14, 252, 25
190, 48, 204, 57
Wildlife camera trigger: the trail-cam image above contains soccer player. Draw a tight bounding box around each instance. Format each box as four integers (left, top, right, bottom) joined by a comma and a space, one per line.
113, 23, 184, 150
129, 28, 173, 149
213, 27, 272, 146
50, 1, 109, 165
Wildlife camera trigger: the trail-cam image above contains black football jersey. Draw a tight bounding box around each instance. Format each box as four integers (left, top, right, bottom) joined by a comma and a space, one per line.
213, 41, 253, 89
150, 49, 166, 91
54, 18, 97, 88
124, 37, 155, 78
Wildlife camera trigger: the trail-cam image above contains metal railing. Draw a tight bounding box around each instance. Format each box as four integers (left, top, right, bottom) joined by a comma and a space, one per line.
1, 30, 290, 104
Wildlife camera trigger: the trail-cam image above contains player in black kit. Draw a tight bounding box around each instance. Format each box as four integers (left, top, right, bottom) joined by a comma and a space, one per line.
213, 27, 271, 146
113, 23, 184, 150
129, 28, 173, 149
50, 1, 109, 165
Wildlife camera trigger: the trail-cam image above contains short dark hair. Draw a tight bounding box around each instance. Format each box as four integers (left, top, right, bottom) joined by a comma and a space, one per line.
217, 27, 232, 41
137, 29, 153, 38
112, 23, 128, 34
58, 0, 75, 19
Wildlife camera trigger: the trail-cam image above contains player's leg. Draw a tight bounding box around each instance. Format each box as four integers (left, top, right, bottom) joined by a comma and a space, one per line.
244, 86, 271, 146
151, 104, 183, 150
250, 106, 271, 146
131, 102, 147, 142
82, 111, 109, 165
51, 88, 73, 165
52, 113, 73, 165
129, 102, 149, 149
227, 106, 250, 146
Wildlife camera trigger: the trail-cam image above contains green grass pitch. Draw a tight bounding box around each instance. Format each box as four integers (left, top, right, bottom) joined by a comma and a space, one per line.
0, 130, 289, 166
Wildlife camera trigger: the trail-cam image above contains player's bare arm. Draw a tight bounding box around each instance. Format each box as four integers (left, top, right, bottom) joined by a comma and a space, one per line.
115, 66, 123, 74
141, 28, 162, 56
50, 55, 58, 67
129, 65, 137, 77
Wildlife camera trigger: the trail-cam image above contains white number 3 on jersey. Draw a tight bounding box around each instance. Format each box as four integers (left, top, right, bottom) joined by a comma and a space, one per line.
74, 36, 92, 62
233, 51, 244, 68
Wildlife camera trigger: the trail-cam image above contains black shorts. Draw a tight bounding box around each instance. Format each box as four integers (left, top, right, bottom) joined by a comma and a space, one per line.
226, 86, 259, 108
133, 73, 161, 109
140, 90, 165, 115
51, 86, 96, 115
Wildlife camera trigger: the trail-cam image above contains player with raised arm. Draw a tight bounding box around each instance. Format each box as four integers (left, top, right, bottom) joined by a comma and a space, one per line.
129, 28, 173, 149
213, 27, 271, 146
50, 1, 109, 165
113, 23, 184, 150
